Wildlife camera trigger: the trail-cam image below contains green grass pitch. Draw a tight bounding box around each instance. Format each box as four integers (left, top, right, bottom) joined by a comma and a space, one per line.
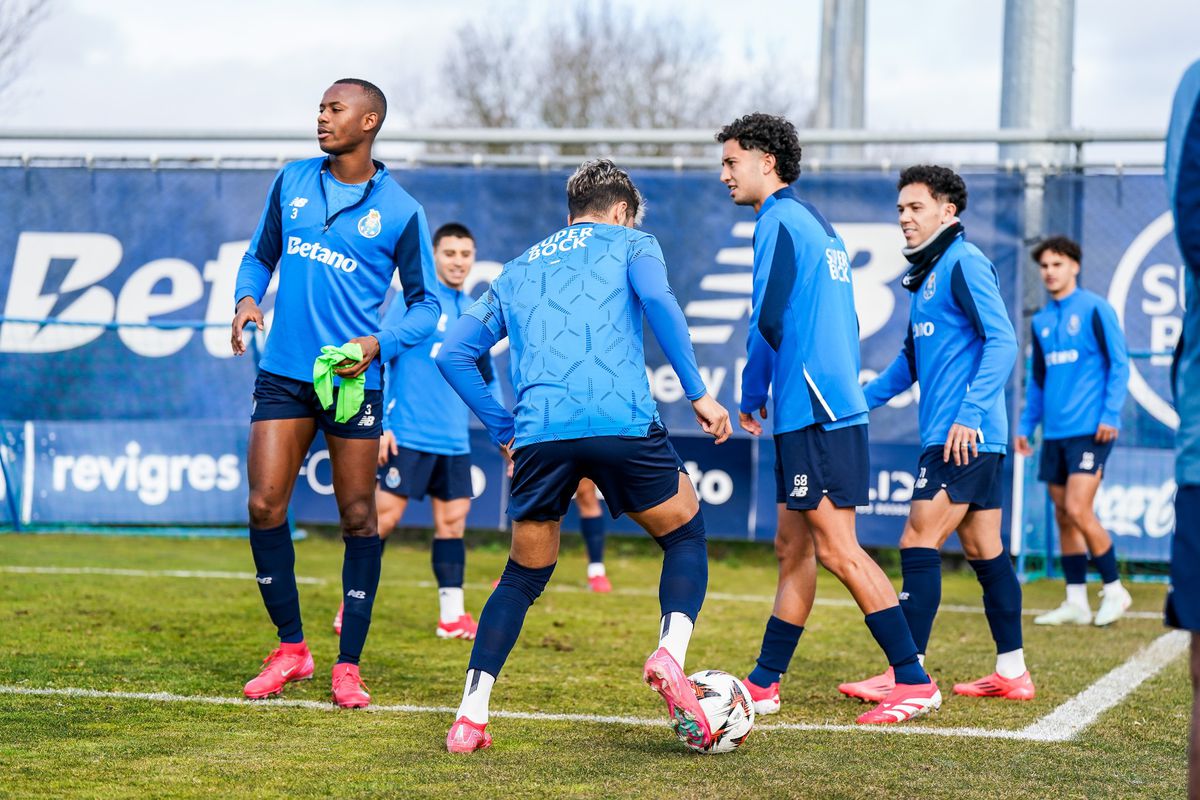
0, 531, 1187, 799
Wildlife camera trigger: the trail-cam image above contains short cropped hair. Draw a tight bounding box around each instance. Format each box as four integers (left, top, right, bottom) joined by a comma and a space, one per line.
715, 113, 802, 184
433, 222, 474, 248
1032, 235, 1082, 264
566, 159, 645, 226
333, 78, 387, 128
897, 165, 968, 215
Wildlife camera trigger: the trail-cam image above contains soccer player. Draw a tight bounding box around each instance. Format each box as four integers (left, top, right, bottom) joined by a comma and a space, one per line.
717, 113, 938, 725
435, 158, 732, 753
230, 79, 439, 709
331, 223, 495, 641
1166, 56, 1200, 800
842, 165, 1032, 703
1015, 235, 1132, 627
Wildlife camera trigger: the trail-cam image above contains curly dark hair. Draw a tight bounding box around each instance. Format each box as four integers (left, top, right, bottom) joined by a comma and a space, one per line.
715, 113, 802, 184
1031, 235, 1082, 265
897, 165, 968, 215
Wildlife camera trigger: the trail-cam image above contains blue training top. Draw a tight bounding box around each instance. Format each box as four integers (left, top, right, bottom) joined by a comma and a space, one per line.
1020, 288, 1129, 441
436, 223, 705, 448
741, 187, 869, 433
235, 157, 440, 391
1168, 58, 1200, 485
865, 230, 1018, 453
381, 278, 498, 456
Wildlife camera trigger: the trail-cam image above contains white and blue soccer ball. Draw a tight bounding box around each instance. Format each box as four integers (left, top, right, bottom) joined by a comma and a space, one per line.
684, 670, 755, 754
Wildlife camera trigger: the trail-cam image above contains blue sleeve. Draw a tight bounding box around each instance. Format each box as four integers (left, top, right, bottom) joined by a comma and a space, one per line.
864, 323, 917, 409
1019, 323, 1045, 437
740, 220, 791, 414
373, 207, 441, 362
1092, 304, 1130, 429
950, 260, 1019, 431
436, 290, 516, 446
234, 169, 285, 306
627, 253, 706, 400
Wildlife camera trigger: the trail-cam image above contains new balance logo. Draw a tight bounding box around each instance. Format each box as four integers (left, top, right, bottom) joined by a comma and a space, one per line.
256, 576, 272, 585
790, 474, 809, 498
915, 467, 928, 489
898, 591, 910, 600
346, 589, 366, 599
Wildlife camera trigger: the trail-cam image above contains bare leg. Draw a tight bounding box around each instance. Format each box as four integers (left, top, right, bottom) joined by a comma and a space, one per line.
375, 490, 408, 540
247, 418, 316, 529
772, 503, 817, 626
803, 498, 898, 615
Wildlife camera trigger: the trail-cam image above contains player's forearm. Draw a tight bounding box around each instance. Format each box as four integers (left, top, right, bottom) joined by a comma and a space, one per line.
739, 333, 774, 414
234, 255, 273, 308
374, 296, 440, 363
642, 295, 706, 400
436, 317, 516, 446
863, 351, 914, 410
954, 334, 1018, 430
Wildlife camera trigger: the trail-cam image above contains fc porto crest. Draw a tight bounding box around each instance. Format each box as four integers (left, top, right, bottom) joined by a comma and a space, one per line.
385, 467, 401, 489
922, 271, 937, 300
358, 208, 382, 239
1067, 313, 1081, 335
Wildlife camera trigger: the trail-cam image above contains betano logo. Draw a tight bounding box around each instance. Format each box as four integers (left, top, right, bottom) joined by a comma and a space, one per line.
286, 236, 358, 272
51, 442, 240, 506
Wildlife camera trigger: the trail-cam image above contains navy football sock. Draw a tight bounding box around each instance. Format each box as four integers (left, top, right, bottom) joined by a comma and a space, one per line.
1091, 546, 1120, 584
654, 510, 708, 621
469, 558, 556, 677
432, 538, 466, 588
864, 606, 930, 685
1061, 553, 1088, 585
968, 553, 1024, 654
337, 535, 382, 665
580, 516, 606, 564
898, 547, 941, 654
249, 522, 304, 644
748, 615, 804, 687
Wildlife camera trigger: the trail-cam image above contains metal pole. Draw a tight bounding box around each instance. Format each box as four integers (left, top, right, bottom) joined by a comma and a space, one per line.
815, 0, 866, 160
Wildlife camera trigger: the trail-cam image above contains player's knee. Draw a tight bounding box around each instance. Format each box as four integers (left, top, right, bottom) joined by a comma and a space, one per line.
1063, 498, 1094, 529
340, 499, 377, 538
247, 493, 285, 529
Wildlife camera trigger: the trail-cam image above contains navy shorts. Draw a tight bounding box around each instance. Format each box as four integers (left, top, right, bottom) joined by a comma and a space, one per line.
378, 446, 473, 502
773, 424, 869, 510
1166, 485, 1200, 631
911, 446, 1005, 510
1038, 435, 1114, 485
508, 424, 686, 522
250, 370, 383, 439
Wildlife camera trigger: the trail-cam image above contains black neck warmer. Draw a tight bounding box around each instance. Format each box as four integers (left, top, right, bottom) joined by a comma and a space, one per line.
900, 221, 963, 293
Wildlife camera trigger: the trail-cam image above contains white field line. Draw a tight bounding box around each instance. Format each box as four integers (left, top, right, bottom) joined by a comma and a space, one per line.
1019, 629, 1190, 741
0, 565, 1162, 619
0, 630, 1187, 742
0, 565, 325, 585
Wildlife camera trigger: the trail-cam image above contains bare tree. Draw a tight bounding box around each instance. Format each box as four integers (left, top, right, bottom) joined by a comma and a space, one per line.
0, 0, 50, 98
435, 1, 809, 155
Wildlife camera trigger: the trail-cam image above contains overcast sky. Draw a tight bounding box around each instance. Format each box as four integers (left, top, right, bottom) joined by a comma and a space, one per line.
4, 0, 1197, 160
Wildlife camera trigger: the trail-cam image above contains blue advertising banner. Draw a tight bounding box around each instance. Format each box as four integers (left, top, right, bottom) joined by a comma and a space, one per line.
6, 164, 1175, 559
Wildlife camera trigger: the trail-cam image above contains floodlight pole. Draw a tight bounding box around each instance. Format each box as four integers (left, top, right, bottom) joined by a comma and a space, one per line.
814, 0, 866, 161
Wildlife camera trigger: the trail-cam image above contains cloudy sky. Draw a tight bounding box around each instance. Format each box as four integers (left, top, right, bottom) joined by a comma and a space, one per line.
4, 0, 1197, 161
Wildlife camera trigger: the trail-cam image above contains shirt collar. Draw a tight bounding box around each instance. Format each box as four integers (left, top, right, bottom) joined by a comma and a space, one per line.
756, 186, 798, 219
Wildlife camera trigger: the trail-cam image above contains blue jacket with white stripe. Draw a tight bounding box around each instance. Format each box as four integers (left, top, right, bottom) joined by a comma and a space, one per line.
1020, 288, 1129, 441
865, 231, 1018, 453
740, 187, 869, 434
235, 157, 440, 391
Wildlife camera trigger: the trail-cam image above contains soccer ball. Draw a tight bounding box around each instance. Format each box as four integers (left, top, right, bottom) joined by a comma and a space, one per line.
683, 670, 755, 754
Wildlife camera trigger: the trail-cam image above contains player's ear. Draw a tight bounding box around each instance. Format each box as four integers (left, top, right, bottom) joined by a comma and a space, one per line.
761, 152, 776, 177
362, 111, 379, 134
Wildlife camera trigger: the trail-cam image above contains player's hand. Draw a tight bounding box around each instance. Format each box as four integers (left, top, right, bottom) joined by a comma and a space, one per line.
378, 430, 398, 466
692, 394, 732, 444
334, 335, 381, 379
738, 406, 768, 436
1095, 424, 1119, 444
944, 423, 979, 466
1015, 435, 1033, 457
499, 437, 516, 463
231, 297, 265, 356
